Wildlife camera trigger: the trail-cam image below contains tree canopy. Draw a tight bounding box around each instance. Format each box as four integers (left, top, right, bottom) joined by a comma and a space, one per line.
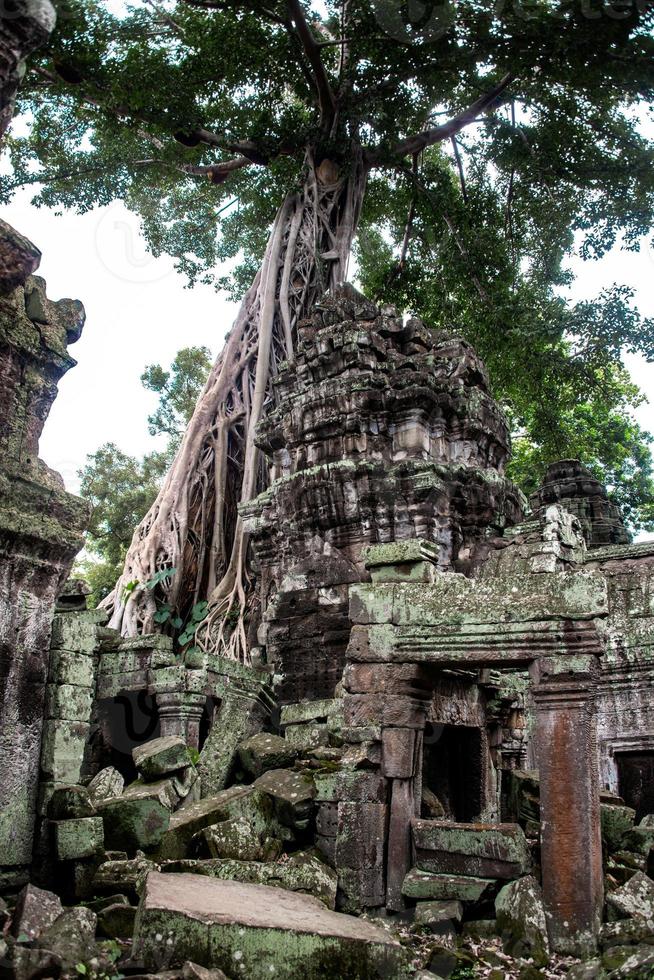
6, 0, 654, 647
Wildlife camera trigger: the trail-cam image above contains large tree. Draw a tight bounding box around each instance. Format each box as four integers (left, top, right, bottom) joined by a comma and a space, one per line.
4, 0, 654, 658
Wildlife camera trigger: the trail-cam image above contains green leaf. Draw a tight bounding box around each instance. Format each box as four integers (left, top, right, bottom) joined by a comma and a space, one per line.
144, 567, 177, 590
153, 607, 172, 624
190, 600, 209, 622
171, 616, 184, 629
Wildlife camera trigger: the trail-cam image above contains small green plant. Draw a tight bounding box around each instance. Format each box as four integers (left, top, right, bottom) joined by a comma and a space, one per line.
187, 746, 201, 766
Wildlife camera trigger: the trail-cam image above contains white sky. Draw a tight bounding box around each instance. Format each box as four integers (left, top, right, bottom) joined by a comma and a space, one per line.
3, 188, 654, 534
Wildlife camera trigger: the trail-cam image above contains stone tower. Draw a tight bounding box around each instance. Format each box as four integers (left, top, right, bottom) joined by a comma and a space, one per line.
242, 288, 525, 703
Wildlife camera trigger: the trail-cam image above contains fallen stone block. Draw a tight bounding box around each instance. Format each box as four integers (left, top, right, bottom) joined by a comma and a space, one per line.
87, 893, 131, 912
88, 766, 125, 806
413, 900, 462, 936
48, 784, 95, 820
199, 817, 282, 862
237, 732, 297, 778
133, 736, 190, 780
93, 854, 158, 897
606, 871, 654, 924
37, 907, 97, 971
133, 871, 410, 979
495, 875, 550, 967
121, 777, 183, 811
182, 963, 229, 980
53, 816, 104, 861
161, 851, 338, 908
98, 794, 170, 852
157, 786, 277, 861
254, 769, 316, 831
97, 901, 137, 939
602, 943, 654, 978
600, 919, 654, 949
402, 869, 495, 903
412, 819, 531, 879
4, 942, 63, 980
10, 883, 63, 941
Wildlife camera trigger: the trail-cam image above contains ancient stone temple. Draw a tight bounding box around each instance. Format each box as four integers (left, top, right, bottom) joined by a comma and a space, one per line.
1, 287, 654, 979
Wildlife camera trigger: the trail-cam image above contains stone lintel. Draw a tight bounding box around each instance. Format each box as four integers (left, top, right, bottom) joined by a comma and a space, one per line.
350, 571, 608, 628
347, 620, 604, 667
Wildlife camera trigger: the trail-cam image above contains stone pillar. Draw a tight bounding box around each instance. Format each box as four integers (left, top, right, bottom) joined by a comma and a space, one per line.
157, 692, 206, 749
0, 264, 88, 889
531, 655, 603, 956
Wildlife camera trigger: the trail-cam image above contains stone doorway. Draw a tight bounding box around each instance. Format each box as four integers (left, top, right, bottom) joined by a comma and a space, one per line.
422, 722, 484, 822
616, 751, 654, 822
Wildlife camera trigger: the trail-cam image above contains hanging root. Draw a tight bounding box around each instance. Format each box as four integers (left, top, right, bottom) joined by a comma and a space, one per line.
103, 147, 368, 661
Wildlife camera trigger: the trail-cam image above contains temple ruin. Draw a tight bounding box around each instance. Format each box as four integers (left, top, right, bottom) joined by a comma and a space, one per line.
1, 254, 654, 977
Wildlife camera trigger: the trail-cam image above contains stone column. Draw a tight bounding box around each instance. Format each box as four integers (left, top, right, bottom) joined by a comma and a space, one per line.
531, 655, 603, 956
0, 267, 88, 889
157, 692, 206, 749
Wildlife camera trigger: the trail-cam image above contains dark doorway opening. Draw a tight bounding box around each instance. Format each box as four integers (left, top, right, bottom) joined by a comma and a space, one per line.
95, 691, 161, 784
616, 752, 654, 823
422, 722, 483, 822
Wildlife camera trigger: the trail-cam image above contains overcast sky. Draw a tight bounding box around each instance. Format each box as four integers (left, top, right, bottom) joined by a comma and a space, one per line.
4, 186, 654, 513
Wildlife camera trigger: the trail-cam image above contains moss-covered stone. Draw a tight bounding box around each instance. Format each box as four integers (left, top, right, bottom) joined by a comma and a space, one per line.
495, 876, 550, 967
53, 816, 104, 861
47, 784, 95, 820
402, 869, 495, 902
98, 794, 170, 852
133, 871, 411, 979
161, 851, 338, 909
200, 817, 282, 862
133, 736, 190, 780
237, 732, 297, 778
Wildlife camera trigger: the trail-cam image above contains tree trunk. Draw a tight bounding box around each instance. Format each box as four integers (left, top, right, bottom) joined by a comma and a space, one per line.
103, 146, 367, 661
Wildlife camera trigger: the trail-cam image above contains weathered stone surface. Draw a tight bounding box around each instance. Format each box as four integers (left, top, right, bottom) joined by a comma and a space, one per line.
97, 901, 137, 939
157, 786, 275, 861
237, 732, 297, 778
38, 907, 97, 970
88, 766, 125, 805
162, 851, 338, 908
10, 883, 63, 941
92, 854, 157, 897
254, 769, 316, 830
182, 963, 229, 980
600, 919, 654, 948
48, 784, 95, 820
133, 736, 190, 780
606, 871, 654, 925
413, 820, 530, 880
603, 943, 654, 978
133, 871, 411, 979
495, 876, 550, 967
402, 870, 494, 903
4, 942, 63, 980
98, 793, 171, 852
200, 817, 282, 862
53, 816, 104, 861
413, 900, 463, 934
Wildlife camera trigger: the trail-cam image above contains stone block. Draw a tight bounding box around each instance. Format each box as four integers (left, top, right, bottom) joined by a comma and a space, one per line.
121, 776, 182, 811
98, 795, 171, 852
40, 720, 90, 782
48, 649, 96, 687
10, 883, 63, 940
133, 735, 190, 779
50, 610, 105, 652
413, 900, 462, 938
254, 769, 316, 831
401, 870, 495, 903
495, 876, 550, 967
97, 901, 137, 939
335, 802, 387, 871
157, 786, 275, 861
606, 871, 654, 924
38, 906, 98, 971
161, 851, 338, 909
236, 732, 297, 778
413, 820, 531, 879
88, 766, 125, 806
47, 784, 95, 820
382, 728, 418, 778
133, 872, 411, 978
280, 700, 336, 725
601, 803, 636, 853
53, 816, 104, 861
200, 817, 281, 862
92, 854, 157, 897
342, 693, 384, 728
283, 720, 330, 750
45, 683, 93, 721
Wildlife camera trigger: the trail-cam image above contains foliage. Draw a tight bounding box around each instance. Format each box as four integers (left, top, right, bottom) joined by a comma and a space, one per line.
76, 347, 211, 605
141, 345, 212, 445
6, 0, 654, 529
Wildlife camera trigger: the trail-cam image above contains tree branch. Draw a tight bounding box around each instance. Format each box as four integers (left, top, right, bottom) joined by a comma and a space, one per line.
286, 0, 336, 126
376, 73, 515, 163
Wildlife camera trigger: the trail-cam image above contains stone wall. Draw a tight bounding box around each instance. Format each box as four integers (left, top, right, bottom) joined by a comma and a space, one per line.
0, 246, 89, 888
